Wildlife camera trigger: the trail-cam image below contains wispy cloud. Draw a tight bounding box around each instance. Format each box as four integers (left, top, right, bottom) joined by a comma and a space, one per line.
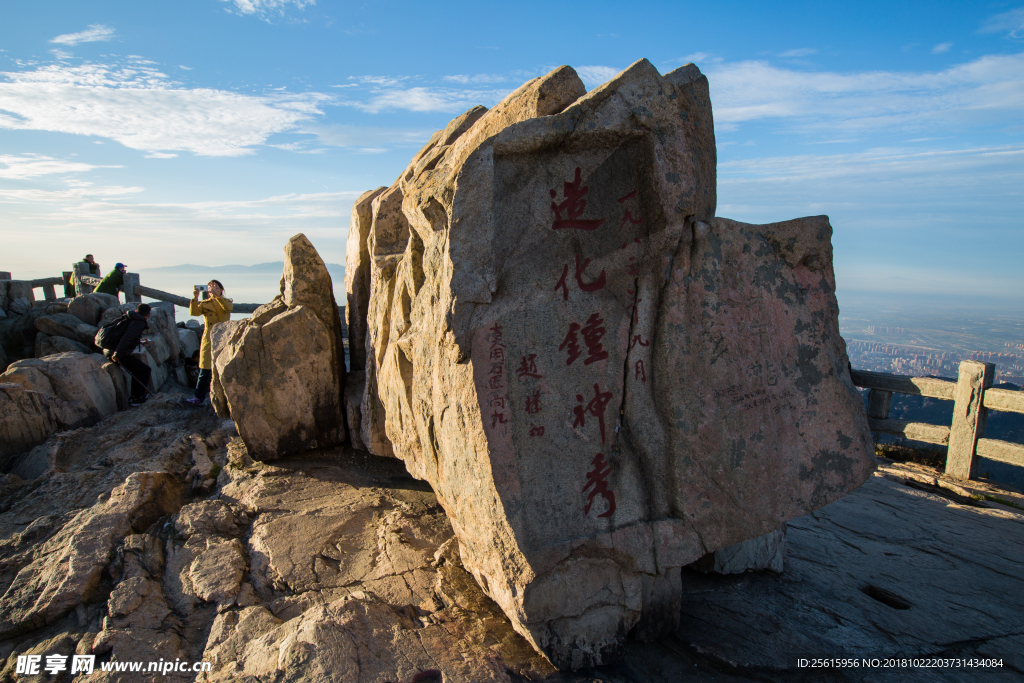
572, 65, 622, 90
779, 48, 817, 58
443, 74, 509, 84
51, 24, 116, 46
222, 0, 314, 21
706, 52, 1024, 132
306, 123, 432, 151
980, 7, 1024, 39
0, 62, 329, 156
340, 86, 506, 114
0, 153, 117, 179
932, 42, 953, 54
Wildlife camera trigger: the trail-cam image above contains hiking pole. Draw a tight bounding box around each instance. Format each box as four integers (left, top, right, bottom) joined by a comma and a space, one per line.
112, 359, 160, 401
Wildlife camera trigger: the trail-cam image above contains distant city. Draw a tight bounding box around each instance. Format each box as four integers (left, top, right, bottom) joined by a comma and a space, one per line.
839, 294, 1024, 386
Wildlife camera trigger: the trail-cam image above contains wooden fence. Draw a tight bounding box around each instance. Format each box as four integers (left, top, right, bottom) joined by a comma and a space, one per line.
0, 265, 262, 314
852, 362, 1024, 480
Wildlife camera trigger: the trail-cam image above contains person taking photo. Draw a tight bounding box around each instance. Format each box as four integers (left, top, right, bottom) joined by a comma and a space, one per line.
186, 280, 232, 406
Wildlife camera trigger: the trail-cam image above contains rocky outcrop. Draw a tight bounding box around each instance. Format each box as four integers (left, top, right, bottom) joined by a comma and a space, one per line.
0, 382, 82, 470
4, 281, 34, 316
67, 292, 120, 326
348, 60, 874, 668
34, 312, 100, 348
210, 234, 347, 461
1, 352, 118, 423
0, 471, 183, 638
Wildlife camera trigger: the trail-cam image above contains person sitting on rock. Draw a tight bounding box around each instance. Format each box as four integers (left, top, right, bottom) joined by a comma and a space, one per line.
186, 280, 232, 406
105, 303, 153, 406
81, 254, 102, 277
95, 263, 127, 300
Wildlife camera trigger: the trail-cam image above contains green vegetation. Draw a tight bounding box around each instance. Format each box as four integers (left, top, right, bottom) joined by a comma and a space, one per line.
875, 443, 946, 470
971, 493, 1024, 511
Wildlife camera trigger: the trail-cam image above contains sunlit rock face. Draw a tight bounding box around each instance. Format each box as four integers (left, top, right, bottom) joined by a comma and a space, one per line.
348, 59, 874, 669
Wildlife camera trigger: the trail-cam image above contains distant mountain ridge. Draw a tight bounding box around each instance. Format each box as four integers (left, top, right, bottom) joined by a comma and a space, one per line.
146, 262, 345, 276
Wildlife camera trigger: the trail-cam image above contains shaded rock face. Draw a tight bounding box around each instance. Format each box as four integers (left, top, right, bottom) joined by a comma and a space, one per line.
67, 292, 120, 326
349, 60, 874, 668
211, 234, 347, 460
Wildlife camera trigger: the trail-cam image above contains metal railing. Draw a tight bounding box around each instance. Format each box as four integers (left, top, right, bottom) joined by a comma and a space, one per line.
852, 362, 1024, 480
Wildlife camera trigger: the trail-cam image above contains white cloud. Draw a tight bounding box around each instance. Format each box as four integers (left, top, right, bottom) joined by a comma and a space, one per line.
307, 123, 432, 149
0, 62, 329, 156
0, 153, 116, 179
50, 49, 72, 60
980, 7, 1024, 38
575, 65, 621, 89
705, 52, 1024, 132
779, 48, 817, 58
443, 74, 509, 84
222, 0, 314, 21
932, 42, 953, 54
51, 24, 116, 46
341, 86, 505, 114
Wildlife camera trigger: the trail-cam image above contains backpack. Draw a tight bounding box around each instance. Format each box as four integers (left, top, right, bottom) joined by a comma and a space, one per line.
95, 313, 133, 350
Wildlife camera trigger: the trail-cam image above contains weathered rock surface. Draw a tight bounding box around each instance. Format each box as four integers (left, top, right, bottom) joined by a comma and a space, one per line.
178, 327, 200, 360
34, 331, 91, 357
1, 352, 118, 424
210, 234, 347, 460
351, 60, 874, 667
0, 383, 82, 470
5, 281, 34, 316
67, 292, 120, 326
34, 312, 100, 348
689, 526, 786, 575
0, 472, 183, 638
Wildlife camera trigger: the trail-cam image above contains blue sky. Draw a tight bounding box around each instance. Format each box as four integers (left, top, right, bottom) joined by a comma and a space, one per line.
1, 0, 1022, 305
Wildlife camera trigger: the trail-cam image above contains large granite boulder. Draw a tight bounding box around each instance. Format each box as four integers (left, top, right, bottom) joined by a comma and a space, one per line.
5, 281, 34, 316
349, 60, 875, 669
1, 352, 118, 424
34, 312, 99, 348
211, 234, 347, 460
67, 292, 120, 326
34, 332, 90, 358
0, 382, 82, 470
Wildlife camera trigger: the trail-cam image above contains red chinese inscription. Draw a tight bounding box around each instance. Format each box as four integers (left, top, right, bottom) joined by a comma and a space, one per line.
530, 425, 545, 437
580, 313, 609, 365
559, 323, 583, 365
630, 334, 650, 349
635, 360, 647, 383
486, 323, 509, 427
525, 390, 542, 414
550, 167, 606, 231
617, 189, 644, 230
517, 353, 542, 379
554, 254, 606, 301
582, 453, 616, 517
573, 383, 614, 445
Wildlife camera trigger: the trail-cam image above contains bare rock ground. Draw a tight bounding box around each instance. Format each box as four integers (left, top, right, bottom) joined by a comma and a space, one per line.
1, 384, 1022, 682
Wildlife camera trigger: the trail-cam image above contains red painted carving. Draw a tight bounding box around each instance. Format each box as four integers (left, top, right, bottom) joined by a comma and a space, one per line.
554, 264, 570, 301
517, 353, 542, 379
582, 452, 616, 517
574, 253, 606, 292
530, 425, 545, 437
627, 256, 640, 275
630, 334, 650, 349
635, 360, 647, 383
573, 383, 614, 445
491, 411, 508, 427
616, 189, 644, 230
559, 322, 583, 365
580, 313, 609, 365
486, 323, 508, 426
616, 190, 638, 203
626, 290, 641, 324
488, 397, 506, 408
525, 390, 542, 414
550, 167, 606, 231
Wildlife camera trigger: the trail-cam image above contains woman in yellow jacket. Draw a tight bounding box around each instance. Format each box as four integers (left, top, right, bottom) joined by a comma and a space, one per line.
186, 279, 232, 406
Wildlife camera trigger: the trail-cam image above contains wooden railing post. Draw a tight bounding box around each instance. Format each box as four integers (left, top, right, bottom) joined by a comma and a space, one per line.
124, 272, 141, 304
945, 360, 995, 479
866, 389, 892, 420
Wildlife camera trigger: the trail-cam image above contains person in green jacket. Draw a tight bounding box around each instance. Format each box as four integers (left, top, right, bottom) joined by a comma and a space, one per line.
186, 279, 233, 406
94, 263, 127, 299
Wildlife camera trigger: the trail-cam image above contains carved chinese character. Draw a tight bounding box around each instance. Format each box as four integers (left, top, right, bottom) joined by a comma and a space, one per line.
550, 167, 606, 231
617, 189, 644, 230
635, 360, 647, 383
559, 322, 583, 365
630, 334, 650, 349
525, 390, 542, 414
580, 313, 609, 365
575, 253, 606, 292
517, 353, 542, 379
491, 411, 508, 428
554, 264, 570, 300
627, 256, 640, 275
488, 396, 506, 408
582, 452, 616, 517
487, 322, 504, 346
530, 425, 545, 437
490, 347, 505, 362
573, 383, 614, 444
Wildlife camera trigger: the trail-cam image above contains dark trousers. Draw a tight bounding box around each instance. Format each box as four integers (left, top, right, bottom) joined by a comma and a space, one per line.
195, 369, 213, 400
120, 354, 152, 399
